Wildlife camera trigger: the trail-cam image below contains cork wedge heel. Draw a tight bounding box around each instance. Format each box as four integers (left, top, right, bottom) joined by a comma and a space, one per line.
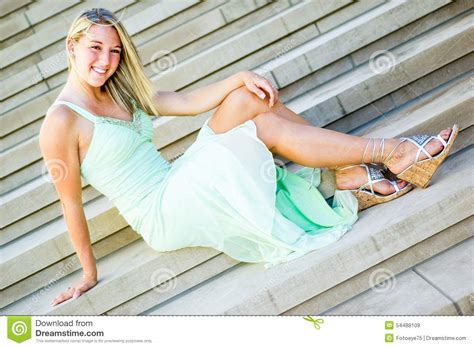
335, 163, 414, 212
383, 124, 459, 188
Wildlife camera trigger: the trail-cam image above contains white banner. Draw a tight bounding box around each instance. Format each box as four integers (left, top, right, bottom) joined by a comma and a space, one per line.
1, 315, 472, 347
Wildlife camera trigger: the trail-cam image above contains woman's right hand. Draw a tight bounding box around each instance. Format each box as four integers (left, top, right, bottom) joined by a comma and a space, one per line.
51, 275, 98, 306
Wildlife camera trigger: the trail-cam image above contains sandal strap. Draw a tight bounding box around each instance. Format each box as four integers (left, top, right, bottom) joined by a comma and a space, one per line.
356, 163, 386, 195
384, 131, 447, 164
402, 132, 447, 163
388, 180, 400, 193
361, 138, 373, 163
308, 167, 316, 190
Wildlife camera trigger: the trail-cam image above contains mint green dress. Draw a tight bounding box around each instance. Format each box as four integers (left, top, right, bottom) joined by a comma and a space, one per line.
52, 100, 358, 269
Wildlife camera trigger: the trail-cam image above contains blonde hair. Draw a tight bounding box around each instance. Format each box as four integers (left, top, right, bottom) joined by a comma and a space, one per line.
66, 8, 159, 116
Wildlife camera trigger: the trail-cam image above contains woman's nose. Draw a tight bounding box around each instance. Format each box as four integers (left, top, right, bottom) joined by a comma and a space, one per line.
98, 52, 111, 66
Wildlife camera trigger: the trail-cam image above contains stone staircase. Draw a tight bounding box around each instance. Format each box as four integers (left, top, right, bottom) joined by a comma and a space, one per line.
1, 0, 472, 315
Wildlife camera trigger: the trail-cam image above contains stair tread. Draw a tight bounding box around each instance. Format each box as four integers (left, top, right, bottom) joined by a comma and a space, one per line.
323, 238, 473, 315
144, 148, 473, 315
3, 22, 472, 228
323, 270, 458, 315
2, 73, 471, 290
2, 146, 471, 315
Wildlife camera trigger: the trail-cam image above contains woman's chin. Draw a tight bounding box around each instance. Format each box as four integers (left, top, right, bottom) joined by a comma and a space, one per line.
87, 77, 107, 87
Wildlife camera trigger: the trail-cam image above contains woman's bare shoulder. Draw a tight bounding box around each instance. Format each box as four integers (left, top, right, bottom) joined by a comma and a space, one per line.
40, 103, 79, 148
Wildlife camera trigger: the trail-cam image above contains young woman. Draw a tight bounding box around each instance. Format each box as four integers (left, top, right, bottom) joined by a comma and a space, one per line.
39, 8, 458, 306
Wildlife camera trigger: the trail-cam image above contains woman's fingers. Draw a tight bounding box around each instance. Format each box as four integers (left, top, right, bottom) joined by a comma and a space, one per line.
247, 81, 265, 99
51, 279, 98, 306
254, 78, 278, 107
241, 71, 280, 107
73, 282, 91, 298
272, 87, 279, 106
263, 80, 277, 106
51, 288, 73, 306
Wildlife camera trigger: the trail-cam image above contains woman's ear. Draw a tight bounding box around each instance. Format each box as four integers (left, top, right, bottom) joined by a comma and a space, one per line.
67, 39, 75, 58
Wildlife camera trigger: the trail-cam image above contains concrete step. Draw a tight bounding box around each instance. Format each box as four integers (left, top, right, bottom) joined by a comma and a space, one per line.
0, 0, 317, 129
0, 0, 172, 70
0, 0, 31, 18
0, 184, 101, 246
325, 54, 473, 136
1, 0, 203, 110
2, 146, 471, 315
284, 216, 473, 315
3, 0, 271, 101
3, 2, 335, 135
0, 0, 399, 212
328, 270, 460, 315
1, 239, 231, 315
0, 0, 80, 42
321, 237, 473, 315
2, 0, 468, 312
413, 237, 473, 315
3, 9, 472, 229
4, 0, 448, 141
2, 65, 472, 255
1, 0, 349, 190
0, 0, 169, 80
140, 147, 472, 315
3, 0, 462, 200
0, 0, 277, 163
1, 99, 471, 312
0, 226, 141, 309
1, 66, 471, 300
149, 1, 467, 149
113, 215, 474, 315
289, 11, 473, 121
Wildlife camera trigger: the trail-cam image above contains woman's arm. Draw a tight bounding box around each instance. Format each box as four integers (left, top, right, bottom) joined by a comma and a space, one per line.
152, 70, 279, 116
39, 106, 98, 305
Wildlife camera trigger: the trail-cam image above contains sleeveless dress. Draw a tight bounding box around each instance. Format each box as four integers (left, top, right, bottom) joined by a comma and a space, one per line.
51, 99, 358, 269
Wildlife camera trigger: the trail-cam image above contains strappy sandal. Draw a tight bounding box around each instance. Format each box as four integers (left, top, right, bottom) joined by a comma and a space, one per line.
335, 163, 414, 212
382, 124, 459, 188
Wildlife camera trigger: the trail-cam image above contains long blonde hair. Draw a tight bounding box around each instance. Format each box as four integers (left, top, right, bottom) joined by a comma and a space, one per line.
66, 8, 159, 116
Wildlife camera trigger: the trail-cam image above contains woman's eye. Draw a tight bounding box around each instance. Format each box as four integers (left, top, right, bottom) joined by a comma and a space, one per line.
112, 49, 121, 54
91, 46, 100, 50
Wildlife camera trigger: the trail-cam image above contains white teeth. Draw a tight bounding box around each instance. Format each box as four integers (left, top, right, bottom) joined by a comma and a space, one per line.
92, 67, 106, 74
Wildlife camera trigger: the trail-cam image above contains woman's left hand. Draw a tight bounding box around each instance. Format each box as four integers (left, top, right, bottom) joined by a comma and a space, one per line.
240, 71, 279, 108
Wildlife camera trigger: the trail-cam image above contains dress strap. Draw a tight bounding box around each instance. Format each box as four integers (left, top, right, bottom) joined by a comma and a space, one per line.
52, 100, 98, 123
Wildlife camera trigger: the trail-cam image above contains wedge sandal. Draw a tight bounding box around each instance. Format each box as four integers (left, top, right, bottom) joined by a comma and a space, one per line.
383, 124, 459, 188
335, 163, 414, 212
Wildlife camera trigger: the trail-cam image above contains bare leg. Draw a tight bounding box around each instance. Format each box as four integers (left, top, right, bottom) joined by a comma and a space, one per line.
255, 111, 398, 168
267, 101, 453, 172
268, 100, 313, 126
209, 87, 452, 193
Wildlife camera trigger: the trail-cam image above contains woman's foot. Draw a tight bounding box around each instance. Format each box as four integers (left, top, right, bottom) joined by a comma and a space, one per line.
382, 127, 453, 175
335, 165, 409, 195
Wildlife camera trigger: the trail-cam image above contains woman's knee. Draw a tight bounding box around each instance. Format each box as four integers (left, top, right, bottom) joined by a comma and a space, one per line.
208, 87, 267, 133
220, 86, 270, 115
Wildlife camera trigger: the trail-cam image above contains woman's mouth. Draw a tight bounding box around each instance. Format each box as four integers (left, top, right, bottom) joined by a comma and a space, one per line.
91, 66, 107, 75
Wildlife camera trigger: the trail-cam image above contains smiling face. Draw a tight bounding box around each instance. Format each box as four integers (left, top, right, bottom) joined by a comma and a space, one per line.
69, 24, 122, 88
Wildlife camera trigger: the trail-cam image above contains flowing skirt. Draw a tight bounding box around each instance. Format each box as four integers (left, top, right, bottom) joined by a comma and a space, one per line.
136, 118, 359, 269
